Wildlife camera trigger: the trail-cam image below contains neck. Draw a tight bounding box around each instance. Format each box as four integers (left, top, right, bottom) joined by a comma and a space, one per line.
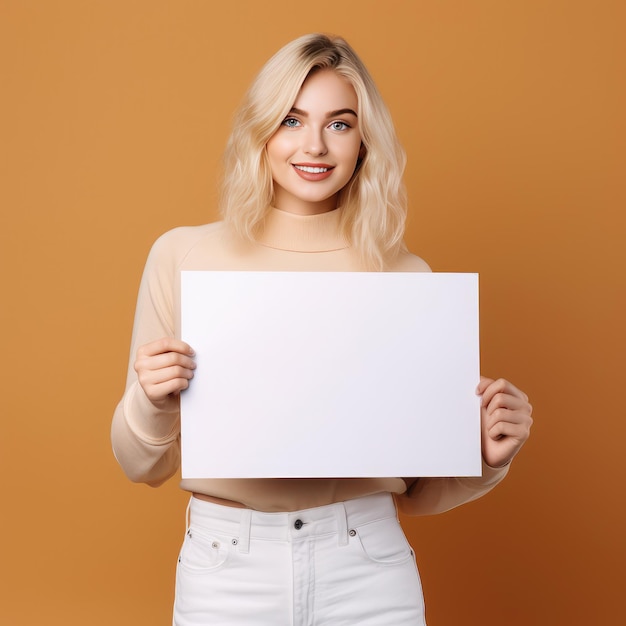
255, 206, 349, 253
271, 191, 338, 216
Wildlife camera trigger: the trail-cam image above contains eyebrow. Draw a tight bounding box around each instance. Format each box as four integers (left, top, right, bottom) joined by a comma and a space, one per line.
289, 107, 358, 118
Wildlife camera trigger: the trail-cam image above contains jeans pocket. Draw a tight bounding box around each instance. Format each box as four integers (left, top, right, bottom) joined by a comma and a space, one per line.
354, 517, 414, 566
177, 526, 231, 574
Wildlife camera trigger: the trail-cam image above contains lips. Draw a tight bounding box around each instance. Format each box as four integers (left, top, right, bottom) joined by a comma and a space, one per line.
292, 163, 335, 181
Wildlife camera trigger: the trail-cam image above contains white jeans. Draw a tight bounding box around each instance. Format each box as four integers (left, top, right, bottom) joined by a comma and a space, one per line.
173, 493, 426, 625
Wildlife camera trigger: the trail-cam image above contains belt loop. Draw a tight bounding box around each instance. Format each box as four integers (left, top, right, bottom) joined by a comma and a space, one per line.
238, 509, 252, 554
336, 503, 349, 547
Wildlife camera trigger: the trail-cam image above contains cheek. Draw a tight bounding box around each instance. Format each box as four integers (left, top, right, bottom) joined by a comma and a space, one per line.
344, 137, 363, 166
266, 133, 293, 163
341, 143, 363, 177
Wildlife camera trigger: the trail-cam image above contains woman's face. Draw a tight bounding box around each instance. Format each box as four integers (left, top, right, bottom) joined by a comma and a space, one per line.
266, 69, 362, 216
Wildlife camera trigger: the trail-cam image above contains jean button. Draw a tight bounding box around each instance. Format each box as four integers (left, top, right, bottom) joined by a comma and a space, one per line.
294, 519, 304, 530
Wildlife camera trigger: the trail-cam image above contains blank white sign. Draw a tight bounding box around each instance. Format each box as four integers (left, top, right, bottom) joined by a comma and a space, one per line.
180, 271, 481, 479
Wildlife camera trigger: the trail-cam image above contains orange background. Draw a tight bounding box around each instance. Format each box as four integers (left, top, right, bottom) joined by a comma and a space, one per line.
1, 1, 624, 624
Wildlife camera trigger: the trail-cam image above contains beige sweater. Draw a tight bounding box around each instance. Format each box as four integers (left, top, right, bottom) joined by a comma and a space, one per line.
111, 207, 508, 513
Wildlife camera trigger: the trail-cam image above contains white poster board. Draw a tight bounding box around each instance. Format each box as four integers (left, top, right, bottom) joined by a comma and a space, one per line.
180, 272, 481, 479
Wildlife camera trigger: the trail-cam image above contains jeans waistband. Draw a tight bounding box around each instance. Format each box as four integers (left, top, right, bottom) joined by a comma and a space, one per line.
187, 492, 397, 554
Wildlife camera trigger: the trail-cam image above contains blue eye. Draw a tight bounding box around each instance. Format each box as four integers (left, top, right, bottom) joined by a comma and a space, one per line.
282, 117, 301, 128
330, 121, 350, 131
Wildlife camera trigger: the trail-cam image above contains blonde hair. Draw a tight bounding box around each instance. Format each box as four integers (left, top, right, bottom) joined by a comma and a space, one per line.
220, 33, 407, 270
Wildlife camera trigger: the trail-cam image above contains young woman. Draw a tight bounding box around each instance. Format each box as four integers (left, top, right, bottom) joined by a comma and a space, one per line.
112, 33, 533, 625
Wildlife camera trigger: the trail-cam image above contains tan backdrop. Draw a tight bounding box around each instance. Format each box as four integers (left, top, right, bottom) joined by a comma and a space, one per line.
1, 1, 624, 624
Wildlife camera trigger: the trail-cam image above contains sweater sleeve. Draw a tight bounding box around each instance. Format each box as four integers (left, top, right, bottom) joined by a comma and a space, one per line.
395, 461, 510, 516
111, 231, 183, 486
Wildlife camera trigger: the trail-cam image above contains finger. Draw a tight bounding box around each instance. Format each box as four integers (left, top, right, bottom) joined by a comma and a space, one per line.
479, 378, 529, 407
135, 350, 196, 375
137, 352, 196, 370
484, 407, 533, 433
139, 363, 195, 402
482, 434, 526, 468
138, 337, 195, 358
483, 393, 532, 417
144, 375, 192, 401
487, 417, 532, 443
475, 376, 494, 395
139, 362, 195, 386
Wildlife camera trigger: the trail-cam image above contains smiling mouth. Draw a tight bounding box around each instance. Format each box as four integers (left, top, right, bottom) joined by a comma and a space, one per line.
293, 165, 332, 173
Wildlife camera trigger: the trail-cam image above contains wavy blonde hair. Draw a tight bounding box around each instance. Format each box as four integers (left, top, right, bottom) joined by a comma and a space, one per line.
220, 33, 407, 270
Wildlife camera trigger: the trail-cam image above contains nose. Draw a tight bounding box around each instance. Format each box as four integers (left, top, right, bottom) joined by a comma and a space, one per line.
304, 126, 327, 157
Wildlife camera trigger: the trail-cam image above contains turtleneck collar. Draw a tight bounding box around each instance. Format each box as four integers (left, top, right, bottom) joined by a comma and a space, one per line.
256, 206, 349, 253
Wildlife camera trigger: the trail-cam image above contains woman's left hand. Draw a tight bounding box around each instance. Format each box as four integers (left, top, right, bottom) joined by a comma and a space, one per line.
477, 377, 534, 468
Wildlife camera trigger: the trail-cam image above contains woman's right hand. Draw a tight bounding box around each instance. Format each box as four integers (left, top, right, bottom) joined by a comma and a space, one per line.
134, 338, 196, 405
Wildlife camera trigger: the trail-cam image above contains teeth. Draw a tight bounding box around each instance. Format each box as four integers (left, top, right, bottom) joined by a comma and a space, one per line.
294, 165, 329, 173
